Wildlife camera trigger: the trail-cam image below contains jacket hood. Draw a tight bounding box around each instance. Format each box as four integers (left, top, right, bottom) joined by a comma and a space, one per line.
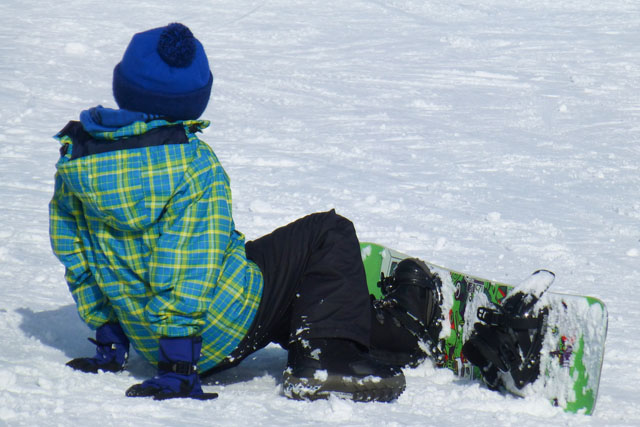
54, 119, 210, 232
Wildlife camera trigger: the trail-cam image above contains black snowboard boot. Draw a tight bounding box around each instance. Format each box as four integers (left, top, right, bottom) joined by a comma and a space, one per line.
371, 258, 445, 366
283, 338, 406, 402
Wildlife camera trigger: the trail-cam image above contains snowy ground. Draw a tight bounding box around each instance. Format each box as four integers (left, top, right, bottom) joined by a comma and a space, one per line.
1, 0, 640, 425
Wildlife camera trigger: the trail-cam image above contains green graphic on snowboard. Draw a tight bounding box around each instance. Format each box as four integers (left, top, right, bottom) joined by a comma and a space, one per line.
361, 242, 608, 415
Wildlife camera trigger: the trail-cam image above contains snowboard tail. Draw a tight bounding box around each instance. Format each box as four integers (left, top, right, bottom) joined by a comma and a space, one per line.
361, 242, 608, 415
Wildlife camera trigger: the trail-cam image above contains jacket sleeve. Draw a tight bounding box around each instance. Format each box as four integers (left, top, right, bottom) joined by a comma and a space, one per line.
145, 151, 233, 337
49, 173, 117, 329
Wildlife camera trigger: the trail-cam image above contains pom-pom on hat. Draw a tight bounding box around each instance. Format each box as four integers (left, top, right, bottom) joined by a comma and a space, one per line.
113, 23, 213, 120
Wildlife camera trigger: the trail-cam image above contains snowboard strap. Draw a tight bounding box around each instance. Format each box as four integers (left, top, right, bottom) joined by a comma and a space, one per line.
373, 285, 446, 365
477, 307, 542, 330
463, 297, 549, 390
373, 259, 447, 366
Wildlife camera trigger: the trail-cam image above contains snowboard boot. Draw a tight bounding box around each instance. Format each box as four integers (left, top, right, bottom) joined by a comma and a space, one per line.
462, 290, 548, 392
371, 258, 445, 366
283, 338, 406, 402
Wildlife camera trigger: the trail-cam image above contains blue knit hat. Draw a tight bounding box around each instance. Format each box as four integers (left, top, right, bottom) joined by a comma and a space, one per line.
113, 23, 213, 120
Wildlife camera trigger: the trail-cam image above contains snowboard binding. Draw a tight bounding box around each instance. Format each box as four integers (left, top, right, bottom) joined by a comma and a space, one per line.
462, 287, 549, 391
372, 258, 446, 366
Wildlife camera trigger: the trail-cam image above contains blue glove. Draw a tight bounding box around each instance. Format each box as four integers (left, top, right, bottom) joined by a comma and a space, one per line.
67, 322, 129, 373
126, 336, 217, 400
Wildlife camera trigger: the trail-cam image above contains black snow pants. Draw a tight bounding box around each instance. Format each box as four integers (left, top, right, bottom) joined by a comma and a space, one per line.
202, 210, 372, 375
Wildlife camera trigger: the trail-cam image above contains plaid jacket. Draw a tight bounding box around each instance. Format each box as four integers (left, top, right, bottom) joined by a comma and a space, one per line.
49, 119, 263, 372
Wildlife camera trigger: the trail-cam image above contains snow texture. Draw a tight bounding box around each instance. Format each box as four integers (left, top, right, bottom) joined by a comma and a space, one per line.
1, 0, 640, 425
511, 269, 555, 299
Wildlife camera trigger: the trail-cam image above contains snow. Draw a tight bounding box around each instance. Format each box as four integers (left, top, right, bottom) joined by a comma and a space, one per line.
1, 0, 639, 425
313, 370, 328, 382
511, 269, 555, 299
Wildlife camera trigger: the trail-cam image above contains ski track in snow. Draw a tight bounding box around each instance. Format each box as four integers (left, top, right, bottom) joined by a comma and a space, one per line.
1, 0, 639, 425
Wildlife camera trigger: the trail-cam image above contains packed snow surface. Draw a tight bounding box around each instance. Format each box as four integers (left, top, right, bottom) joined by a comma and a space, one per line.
1, 0, 639, 425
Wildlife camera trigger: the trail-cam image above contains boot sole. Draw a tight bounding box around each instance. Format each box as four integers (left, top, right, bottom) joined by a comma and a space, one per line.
282, 371, 406, 403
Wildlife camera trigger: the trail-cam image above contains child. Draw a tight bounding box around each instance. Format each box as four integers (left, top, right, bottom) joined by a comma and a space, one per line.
51, 23, 516, 402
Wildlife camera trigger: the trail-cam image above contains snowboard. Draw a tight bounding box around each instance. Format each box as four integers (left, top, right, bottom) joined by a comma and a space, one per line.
360, 242, 608, 415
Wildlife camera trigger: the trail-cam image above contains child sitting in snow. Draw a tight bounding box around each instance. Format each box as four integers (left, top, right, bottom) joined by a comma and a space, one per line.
49, 23, 517, 402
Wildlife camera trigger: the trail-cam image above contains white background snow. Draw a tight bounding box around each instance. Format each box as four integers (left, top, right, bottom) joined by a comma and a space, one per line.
1, 0, 639, 425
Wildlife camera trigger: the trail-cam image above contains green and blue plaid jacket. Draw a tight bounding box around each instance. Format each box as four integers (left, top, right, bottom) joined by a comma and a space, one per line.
49, 119, 263, 372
